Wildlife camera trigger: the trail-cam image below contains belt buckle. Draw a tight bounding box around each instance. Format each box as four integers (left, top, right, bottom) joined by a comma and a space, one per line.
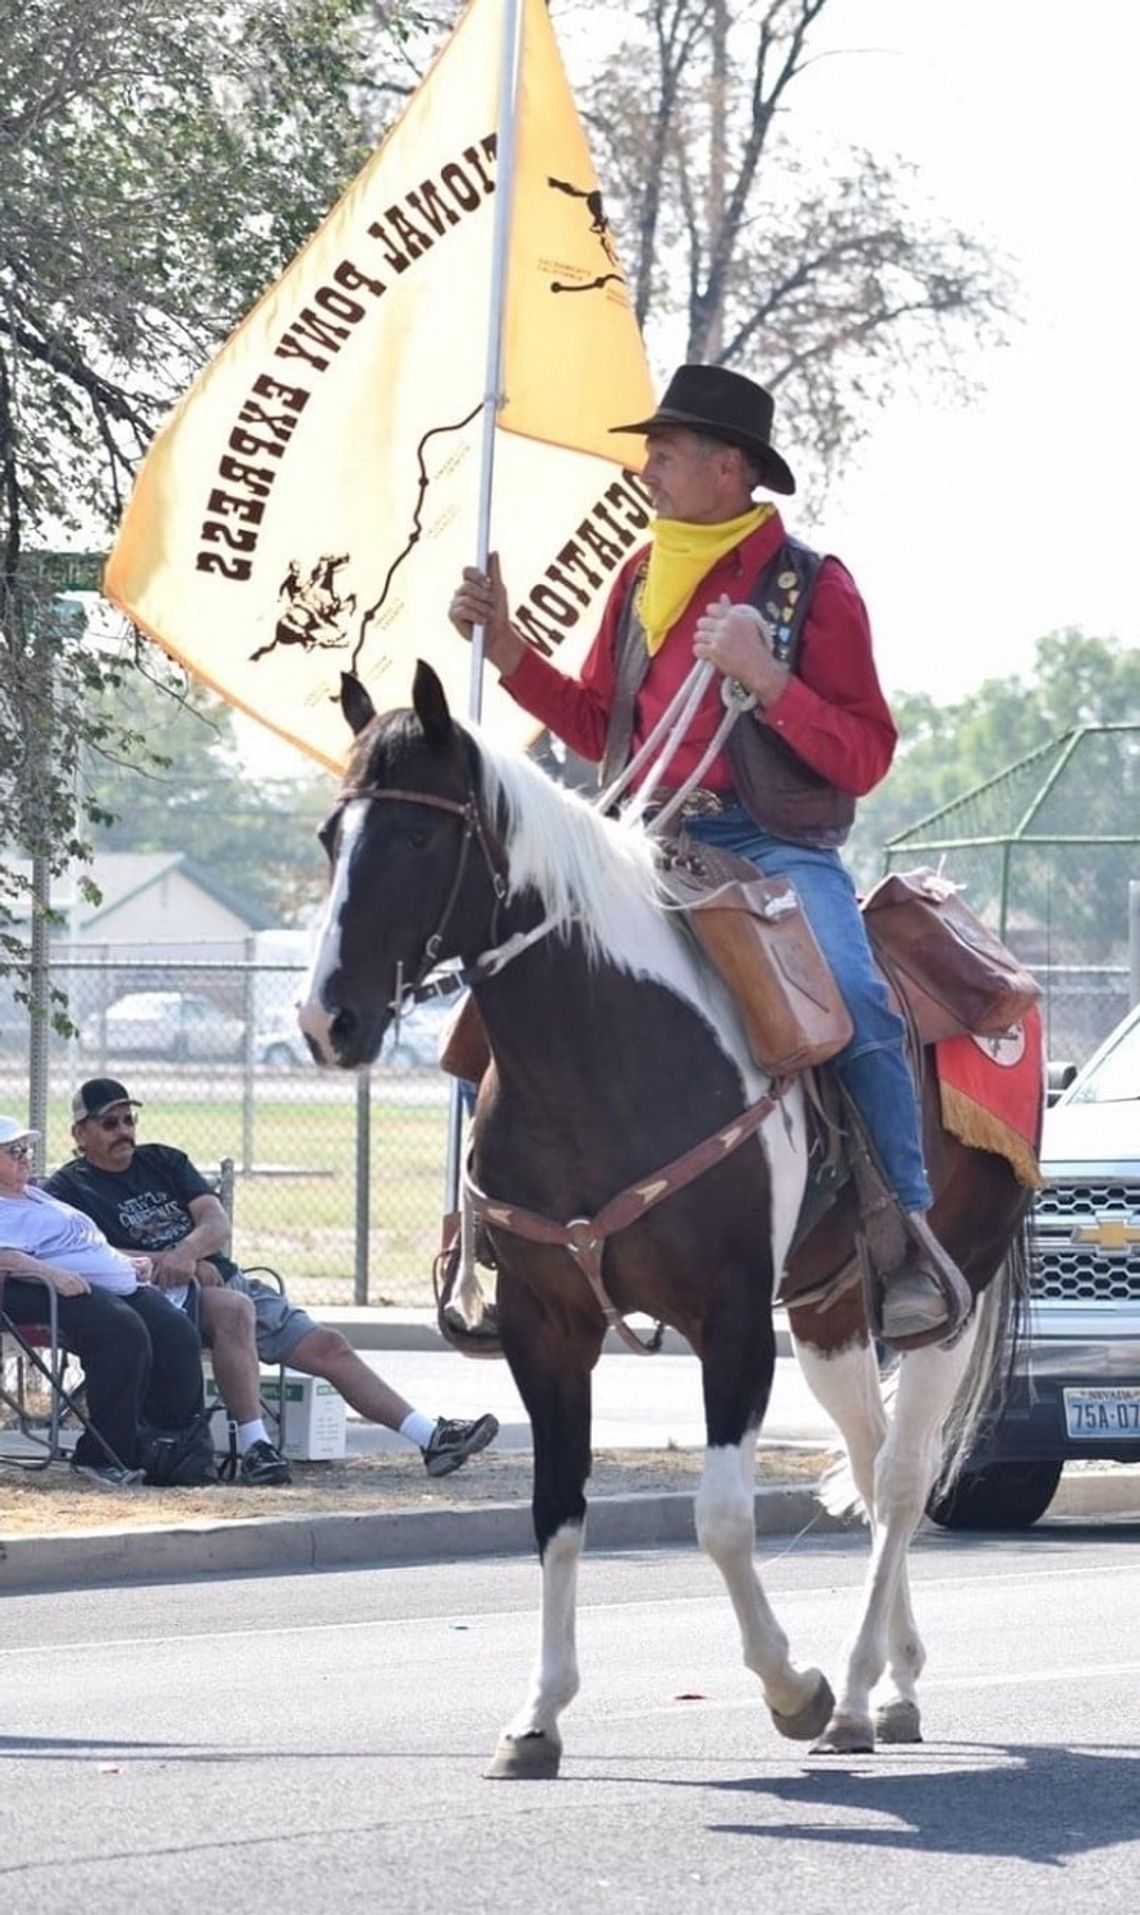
680, 788, 726, 819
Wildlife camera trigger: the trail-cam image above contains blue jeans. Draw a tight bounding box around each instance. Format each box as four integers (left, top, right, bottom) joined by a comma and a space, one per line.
684, 809, 932, 1211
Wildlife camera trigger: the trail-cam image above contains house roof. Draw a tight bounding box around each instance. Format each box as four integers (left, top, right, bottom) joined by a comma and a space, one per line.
3, 852, 270, 933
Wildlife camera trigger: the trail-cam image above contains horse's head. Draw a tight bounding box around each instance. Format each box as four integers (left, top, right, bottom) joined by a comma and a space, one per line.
298, 662, 499, 1069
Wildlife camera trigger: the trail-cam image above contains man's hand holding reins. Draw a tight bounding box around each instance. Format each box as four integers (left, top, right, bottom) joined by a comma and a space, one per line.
693, 595, 791, 709
448, 552, 525, 677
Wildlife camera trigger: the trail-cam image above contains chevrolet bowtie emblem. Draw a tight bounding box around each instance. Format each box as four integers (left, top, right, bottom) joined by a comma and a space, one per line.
1072, 1216, 1140, 1251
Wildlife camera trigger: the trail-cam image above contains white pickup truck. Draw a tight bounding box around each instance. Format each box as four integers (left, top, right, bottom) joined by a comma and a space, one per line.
930, 999, 1140, 1528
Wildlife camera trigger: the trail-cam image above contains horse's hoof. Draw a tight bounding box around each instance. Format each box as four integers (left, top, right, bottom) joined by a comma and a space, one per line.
770, 1669, 835, 1742
875, 1698, 923, 1744
484, 1730, 562, 1780
810, 1711, 875, 1755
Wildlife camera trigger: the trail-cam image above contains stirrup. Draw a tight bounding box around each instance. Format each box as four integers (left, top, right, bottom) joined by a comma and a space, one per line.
433, 1227, 503, 1360
861, 1214, 973, 1353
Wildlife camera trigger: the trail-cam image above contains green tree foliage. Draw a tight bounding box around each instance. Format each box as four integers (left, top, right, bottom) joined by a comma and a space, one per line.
849, 632, 1140, 961
83, 665, 335, 927
851, 632, 1140, 869
0, 0, 398, 980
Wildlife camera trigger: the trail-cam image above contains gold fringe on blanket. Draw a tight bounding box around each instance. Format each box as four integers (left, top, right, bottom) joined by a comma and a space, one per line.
938, 1081, 1043, 1190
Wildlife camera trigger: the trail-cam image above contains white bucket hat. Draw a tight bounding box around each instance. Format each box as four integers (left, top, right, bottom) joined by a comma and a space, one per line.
0, 1115, 41, 1146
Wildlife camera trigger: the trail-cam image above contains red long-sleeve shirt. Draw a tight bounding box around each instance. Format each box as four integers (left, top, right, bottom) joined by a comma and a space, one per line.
503, 510, 898, 798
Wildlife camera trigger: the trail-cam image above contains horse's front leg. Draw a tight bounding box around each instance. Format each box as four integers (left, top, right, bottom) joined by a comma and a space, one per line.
812, 1319, 979, 1754
696, 1310, 834, 1743
486, 1305, 597, 1781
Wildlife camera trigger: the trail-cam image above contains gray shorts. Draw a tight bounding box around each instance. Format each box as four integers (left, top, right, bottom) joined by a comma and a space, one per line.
226, 1272, 317, 1365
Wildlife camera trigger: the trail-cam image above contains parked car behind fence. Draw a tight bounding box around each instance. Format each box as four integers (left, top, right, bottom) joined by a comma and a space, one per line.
80, 990, 245, 1062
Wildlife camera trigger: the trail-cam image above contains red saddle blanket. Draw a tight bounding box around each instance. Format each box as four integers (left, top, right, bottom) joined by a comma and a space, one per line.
934, 1003, 1045, 1189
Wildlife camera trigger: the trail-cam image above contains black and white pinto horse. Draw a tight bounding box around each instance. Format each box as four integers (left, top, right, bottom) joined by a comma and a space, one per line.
299, 665, 1030, 1776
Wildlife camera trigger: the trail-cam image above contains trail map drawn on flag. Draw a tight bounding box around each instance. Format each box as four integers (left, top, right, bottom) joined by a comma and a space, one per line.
104, 0, 655, 770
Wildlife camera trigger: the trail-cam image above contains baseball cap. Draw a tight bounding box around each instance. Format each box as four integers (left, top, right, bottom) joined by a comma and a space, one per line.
0, 1114, 41, 1146
71, 1078, 142, 1122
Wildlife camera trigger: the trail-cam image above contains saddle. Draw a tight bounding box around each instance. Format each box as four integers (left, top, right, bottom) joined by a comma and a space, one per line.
434, 854, 1041, 1354
653, 842, 1041, 1072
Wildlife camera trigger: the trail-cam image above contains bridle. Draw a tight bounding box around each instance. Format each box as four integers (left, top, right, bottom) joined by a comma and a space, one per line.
335, 778, 510, 999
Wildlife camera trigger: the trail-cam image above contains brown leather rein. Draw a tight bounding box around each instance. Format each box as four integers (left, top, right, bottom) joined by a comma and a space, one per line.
339, 774, 786, 1355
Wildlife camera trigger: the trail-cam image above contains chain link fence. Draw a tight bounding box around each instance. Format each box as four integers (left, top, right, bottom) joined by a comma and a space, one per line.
8, 720, 1139, 1314
0, 949, 455, 1309
884, 722, 1140, 1066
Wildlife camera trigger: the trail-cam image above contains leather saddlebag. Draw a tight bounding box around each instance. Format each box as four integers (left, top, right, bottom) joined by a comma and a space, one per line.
438, 990, 492, 1084
862, 868, 1041, 1038
685, 875, 854, 1076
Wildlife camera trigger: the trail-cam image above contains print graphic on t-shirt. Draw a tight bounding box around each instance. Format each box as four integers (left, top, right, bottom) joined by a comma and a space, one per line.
116, 1190, 192, 1250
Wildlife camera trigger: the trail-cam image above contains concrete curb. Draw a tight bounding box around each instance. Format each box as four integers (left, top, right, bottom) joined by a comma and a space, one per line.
2, 1467, 1137, 1595
0, 1485, 844, 1594
318, 1306, 793, 1359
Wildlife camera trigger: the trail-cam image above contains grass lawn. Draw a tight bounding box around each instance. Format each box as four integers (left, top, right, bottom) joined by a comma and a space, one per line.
38, 1086, 452, 1307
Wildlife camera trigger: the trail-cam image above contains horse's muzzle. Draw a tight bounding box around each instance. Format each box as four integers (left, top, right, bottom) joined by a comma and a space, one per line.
297, 994, 385, 1070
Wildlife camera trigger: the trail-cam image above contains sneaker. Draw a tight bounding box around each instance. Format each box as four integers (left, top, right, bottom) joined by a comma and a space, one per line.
422, 1412, 499, 1479
239, 1438, 292, 1487
71, 1461, 145, 1489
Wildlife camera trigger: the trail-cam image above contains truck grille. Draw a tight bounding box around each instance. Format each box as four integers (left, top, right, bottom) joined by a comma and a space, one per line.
1032, 1182, 1140, 1303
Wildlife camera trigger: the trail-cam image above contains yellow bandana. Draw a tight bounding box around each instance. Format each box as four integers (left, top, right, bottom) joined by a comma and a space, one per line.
638, 504, 773, 656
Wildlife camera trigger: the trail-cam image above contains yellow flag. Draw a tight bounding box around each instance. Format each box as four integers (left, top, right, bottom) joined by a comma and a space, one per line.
103, 0, 655, 770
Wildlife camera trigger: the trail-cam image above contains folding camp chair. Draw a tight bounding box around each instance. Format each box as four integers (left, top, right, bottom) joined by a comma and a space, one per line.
0, 1273, 128, 1473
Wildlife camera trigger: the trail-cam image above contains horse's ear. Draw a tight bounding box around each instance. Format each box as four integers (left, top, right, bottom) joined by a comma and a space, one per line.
412, 660, 453, 748
340, 673, 375, 736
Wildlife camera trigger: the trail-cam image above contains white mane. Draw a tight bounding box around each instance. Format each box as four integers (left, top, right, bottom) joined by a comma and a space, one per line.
467, 723, 668, 972
463, 720, 802, 1259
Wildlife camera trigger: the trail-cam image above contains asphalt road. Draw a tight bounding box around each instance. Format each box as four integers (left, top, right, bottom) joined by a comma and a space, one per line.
3, 1520, 1139, 1912
347, 1346, 835, 1453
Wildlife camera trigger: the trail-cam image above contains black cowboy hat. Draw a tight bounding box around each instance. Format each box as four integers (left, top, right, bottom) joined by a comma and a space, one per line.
611, 363, 796, 496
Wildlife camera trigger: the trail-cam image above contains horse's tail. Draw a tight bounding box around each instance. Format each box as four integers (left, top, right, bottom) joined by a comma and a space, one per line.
817, 1214, 1033, 1521
931, 1213, 1034, 1501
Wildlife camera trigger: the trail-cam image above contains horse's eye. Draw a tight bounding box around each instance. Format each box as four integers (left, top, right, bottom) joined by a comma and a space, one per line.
403, 825, 430, 851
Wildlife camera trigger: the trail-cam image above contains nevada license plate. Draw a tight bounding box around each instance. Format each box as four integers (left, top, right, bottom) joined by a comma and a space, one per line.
1064, 1387, 1140, 1439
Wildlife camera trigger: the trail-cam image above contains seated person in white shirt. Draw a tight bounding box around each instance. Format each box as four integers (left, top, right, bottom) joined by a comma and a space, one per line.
0, 1113, 205, 1487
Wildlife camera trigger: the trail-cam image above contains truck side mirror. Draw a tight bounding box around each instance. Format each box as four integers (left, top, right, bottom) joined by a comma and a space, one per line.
1046, 1060, 1078, 1107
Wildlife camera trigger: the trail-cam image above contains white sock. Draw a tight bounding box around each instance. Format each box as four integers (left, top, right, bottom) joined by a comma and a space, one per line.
399, 1410, 436, 1448
237, 1418, 270, 1454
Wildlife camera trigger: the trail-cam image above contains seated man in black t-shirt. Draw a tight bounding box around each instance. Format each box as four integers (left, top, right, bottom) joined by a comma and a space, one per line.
48, 1079, 498, 1481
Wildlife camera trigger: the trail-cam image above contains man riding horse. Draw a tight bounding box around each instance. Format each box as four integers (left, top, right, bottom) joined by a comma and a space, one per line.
449, 362, 965, 1349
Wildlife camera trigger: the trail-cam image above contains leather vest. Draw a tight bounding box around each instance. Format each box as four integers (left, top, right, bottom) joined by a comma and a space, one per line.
599, 536, 855, 849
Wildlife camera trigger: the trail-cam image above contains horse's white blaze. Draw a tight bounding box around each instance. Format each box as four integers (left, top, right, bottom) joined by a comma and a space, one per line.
297, 800, 369, 1060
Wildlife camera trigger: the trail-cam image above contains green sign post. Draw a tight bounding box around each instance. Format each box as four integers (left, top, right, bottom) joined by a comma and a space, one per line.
17, 550, 107, 594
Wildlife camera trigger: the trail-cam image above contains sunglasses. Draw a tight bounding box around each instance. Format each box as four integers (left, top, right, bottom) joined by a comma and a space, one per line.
0, 1140, 32, 1160
95, 1112, 136, 1133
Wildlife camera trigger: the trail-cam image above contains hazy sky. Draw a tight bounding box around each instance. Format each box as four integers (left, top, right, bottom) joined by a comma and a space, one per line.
801, 0, 1138, 703
233, 0, 1137, 772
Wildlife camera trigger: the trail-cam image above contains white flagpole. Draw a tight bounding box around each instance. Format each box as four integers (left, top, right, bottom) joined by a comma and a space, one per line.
446, 0, 525, 1232
466, 0, 525, 724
